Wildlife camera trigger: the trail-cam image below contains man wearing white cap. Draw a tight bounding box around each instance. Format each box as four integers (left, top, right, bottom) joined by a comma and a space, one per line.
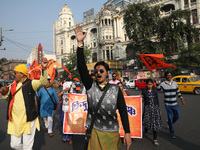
0, 58, 48, 150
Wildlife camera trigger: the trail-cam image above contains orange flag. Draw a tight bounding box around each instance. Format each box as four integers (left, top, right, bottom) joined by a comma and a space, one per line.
138, 54, 177, 71
115, 72, 120, 80
31, 59, 71, 81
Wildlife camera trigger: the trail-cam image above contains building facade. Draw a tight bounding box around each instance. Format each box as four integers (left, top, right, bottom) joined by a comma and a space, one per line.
53, 3, 132, 72
0, 60, 27, 80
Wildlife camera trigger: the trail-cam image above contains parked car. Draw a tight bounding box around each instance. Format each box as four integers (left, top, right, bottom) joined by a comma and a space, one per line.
134, 78, 156, 90
172, 75, 200, 94
126, 79, 137, 88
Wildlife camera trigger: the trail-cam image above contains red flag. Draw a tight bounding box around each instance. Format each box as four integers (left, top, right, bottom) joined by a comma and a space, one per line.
138, 54, 177, 71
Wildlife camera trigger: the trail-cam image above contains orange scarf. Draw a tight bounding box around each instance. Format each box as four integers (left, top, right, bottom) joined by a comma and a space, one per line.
9, 80, 17, 121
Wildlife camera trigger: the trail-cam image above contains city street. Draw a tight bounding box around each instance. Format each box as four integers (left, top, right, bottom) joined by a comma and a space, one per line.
0, 87, 200, 150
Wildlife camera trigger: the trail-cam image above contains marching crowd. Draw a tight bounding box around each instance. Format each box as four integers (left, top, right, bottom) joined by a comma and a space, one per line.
0, 25, 185, 150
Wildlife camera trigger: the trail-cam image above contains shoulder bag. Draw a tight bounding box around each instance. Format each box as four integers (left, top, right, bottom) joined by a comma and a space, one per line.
44, 87, 57, 110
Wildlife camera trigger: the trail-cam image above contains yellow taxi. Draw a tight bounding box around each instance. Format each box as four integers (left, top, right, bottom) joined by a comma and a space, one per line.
52, 81, 60, 88
172, 75, 200, 94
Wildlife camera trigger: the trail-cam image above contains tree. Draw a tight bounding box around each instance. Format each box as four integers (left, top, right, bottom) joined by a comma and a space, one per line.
158, 10, 199, 58
123, 3, 199, 60
0, 57, 7, 71
123, 3, 161, 55
62, 46, 92, 80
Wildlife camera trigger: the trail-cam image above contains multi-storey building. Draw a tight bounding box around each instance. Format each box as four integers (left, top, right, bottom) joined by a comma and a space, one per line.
53, 3, 132, 72
104, 0, 135, 7
139, 0, 200, 28
53, 1, 200, 77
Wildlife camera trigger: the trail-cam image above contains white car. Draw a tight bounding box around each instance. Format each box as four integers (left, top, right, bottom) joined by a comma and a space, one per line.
126, 79, 137, 88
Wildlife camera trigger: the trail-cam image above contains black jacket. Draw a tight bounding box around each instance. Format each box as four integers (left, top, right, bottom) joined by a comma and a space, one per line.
7, 78, 37, 122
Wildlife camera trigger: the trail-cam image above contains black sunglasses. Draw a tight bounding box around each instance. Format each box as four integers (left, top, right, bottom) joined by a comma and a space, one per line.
94, 69, 104, 74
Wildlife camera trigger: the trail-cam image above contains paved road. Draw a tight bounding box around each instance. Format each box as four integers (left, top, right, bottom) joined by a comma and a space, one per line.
0, 87, 200, 150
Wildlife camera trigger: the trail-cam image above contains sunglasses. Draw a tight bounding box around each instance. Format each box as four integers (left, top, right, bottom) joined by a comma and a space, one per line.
113, 76, 117, 77
94, 69, 104, 74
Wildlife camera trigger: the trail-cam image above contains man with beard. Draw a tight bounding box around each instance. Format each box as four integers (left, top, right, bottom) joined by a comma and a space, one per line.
109, 72, 120, 84
0, 58, 48, 150
74, 25, 131, 150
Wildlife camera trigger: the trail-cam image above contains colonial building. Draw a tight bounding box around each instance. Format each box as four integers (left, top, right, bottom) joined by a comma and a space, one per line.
139, 0, 200, 28
53, 3, 131, 72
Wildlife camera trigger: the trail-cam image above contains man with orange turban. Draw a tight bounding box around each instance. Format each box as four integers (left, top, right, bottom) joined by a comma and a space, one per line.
0, 58, 48, 150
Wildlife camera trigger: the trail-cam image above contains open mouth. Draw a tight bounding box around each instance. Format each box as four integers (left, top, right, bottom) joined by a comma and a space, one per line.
97, 75, 102, 80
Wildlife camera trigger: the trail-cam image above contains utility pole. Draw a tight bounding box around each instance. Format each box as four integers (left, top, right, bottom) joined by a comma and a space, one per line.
0, 26, 2, 45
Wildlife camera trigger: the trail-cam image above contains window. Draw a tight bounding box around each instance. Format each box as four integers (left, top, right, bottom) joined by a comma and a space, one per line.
173, 78, 180, 82
110, 36, 112, 39
69, 22, 71, 27
182, 78, 190, 82
191, 0, 196, 3
125, 34, 127, 41
184, 0, 188, 5
103, 50, 105, 59
92, 53, 97, 62
61, 49, 63, 55
61, 40, 63, 45
192, 9, 198, 24
106, 36, 108, 39
111, 50, 113, 60
138, 80, 142, 82
105, 19, 107, 25
106, 50, 110, 60
94, 42, 96, 47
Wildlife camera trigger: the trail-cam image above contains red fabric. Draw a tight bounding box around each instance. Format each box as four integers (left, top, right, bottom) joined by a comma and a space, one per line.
9, 80, 17, 121
138, 54, 177, 71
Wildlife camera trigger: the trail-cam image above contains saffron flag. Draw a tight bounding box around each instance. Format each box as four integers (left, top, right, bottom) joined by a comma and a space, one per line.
138, 54, 177, 71
63, 94, 142, 138
30, 59, 71, 82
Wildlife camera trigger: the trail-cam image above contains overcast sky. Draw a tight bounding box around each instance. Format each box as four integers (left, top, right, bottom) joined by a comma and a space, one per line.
0, 0, 106, 60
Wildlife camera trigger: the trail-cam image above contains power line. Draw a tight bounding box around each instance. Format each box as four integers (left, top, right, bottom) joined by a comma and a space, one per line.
3, 36, 54, 54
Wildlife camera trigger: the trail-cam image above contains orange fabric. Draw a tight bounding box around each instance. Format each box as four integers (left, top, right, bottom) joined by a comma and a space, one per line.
63, 94, 142, 138
115, 72, 120, 80
138, 54, 177, 71
30, 59, 71, 81
9, 80, 17, 121
76, 87, 81, 91
73, 78, 80, 82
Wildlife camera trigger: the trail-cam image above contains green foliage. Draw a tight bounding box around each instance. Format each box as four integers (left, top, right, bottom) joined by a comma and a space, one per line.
123, 3, 199, 59
0, 57, 8, 71
124, 3, 161, 54
61, 47, 92, 80
124, 3, 200, 72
